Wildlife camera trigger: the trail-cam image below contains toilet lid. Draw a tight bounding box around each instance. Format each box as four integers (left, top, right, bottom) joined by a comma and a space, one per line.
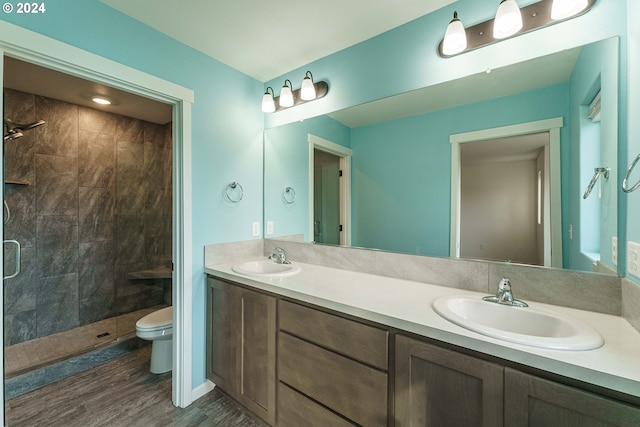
136, 306, 172, 329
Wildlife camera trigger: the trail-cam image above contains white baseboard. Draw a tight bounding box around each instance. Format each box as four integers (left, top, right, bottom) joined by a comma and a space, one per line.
191, 380, 216, 402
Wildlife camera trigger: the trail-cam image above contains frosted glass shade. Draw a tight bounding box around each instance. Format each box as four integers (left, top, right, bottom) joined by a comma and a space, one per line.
442, 12, 467, 55
493, 0, 523, 39
261, 92, 275, 113
551, 0, 588, 20
300, 76, 316, 101
279, 84, 294, 108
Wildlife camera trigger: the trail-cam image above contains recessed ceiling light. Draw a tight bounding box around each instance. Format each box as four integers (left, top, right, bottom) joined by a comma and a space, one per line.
91, 95, 112, 105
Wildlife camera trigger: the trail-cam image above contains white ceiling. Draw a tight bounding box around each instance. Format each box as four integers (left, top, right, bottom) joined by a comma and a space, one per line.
99, 0, 456, 82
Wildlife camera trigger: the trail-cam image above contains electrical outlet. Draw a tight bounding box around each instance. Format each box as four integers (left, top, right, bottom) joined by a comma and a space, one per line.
252, 222, 260, 237
612, 236, 618, 266
266, 221, 274, 235
628, 241, 640, 279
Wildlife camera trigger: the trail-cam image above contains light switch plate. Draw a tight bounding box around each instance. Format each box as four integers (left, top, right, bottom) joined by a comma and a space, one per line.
266, 221, 274, 235
612, 236, 618, 266
252, 222, 260, 237
628, 241, 640, 279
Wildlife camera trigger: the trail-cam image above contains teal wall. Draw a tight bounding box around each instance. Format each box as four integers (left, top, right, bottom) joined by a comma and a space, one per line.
1, 0, 264, 389
567, 38, 619, 272
264, 115, 350, 240
351, 83, 570, 257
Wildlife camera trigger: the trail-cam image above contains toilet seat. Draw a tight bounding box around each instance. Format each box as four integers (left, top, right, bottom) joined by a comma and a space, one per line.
136, 306, 172, 332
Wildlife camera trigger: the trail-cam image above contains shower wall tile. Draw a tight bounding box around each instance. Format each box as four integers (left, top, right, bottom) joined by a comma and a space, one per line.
79, 295, 116, 325
36, 215, 79, 277
4, 184, 36, 248
115, 115, 144, 144
78, 130, 116, 189
115, 262, 163, 314
35, 96, 78, 157
78, 106, 116, 135
116, 214, 145, 264
4, 246, 37, 315
144, 142, 166, 189
78, 241, 115, 300
37, 273, 80, 337
116, 141, 145, 215
36, 154, 78, 216
4, 310, 37, 346
79, 186, 115, 243
144, 122, 164, 146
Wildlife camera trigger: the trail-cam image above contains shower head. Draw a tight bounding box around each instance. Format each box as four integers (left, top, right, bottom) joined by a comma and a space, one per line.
3, 119, 45, 140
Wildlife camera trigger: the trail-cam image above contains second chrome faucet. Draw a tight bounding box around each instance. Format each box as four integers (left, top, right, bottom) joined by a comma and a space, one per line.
483, 277, 528, 307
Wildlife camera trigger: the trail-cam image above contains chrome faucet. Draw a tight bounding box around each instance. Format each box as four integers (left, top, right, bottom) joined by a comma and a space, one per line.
483, 278, 528, 307
268, 247, 290, 264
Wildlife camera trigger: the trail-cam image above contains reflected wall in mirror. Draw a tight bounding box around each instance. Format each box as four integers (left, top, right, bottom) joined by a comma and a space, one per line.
264, 37, 619, 276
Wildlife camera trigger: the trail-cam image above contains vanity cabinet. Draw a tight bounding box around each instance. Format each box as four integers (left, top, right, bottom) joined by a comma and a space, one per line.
396, 335, 640, 427
505, 368, 640, 426
395, 335, 504, 427
277, 300, 389, 427
206, 277, 276, 425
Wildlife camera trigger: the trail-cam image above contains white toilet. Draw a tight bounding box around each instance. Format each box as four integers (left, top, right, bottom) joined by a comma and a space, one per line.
135, 306, 173, 374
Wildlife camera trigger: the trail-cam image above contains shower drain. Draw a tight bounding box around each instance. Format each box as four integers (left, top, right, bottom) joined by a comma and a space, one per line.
96, 332, 111, 338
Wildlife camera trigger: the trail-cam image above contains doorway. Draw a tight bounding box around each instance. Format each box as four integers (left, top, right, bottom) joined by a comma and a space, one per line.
0, 22, 194, 419
450, 118, 563, 268
308, 134, 352, 246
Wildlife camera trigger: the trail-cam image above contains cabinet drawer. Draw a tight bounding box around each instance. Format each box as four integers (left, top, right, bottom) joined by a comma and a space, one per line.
278, 382, 356, 427
279, 332, 388, 427
279, 299, 388, 370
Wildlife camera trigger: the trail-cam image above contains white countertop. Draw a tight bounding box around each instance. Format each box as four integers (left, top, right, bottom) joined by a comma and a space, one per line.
205, 259, 640, 401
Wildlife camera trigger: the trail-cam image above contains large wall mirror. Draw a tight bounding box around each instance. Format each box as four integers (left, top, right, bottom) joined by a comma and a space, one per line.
264, 37, 620, 276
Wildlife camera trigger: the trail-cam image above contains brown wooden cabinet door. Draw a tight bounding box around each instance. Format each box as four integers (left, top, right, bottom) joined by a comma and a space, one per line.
395, 335, 504, 427
207, 277, 241, 393
238, 287, 276, 425
206, 277, 276, 425
505, 368, 640, 427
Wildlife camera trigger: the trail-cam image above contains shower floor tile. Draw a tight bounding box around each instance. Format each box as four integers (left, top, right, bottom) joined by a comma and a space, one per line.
4, 306, 164, 378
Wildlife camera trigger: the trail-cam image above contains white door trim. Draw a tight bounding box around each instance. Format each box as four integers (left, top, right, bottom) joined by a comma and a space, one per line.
308, 134, 352, 246
450, 117, 563, 268
0, 21, 195, 410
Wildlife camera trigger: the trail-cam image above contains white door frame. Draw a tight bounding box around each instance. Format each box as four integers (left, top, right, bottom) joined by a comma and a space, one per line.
0, 21, 195, 415
308, 134, 352, 246
450, 117, 563, 268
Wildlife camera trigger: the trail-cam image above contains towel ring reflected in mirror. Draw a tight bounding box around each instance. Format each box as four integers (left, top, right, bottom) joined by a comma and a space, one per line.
622, 153, 640, 193
224, 181, 244, 203
283, 186, 296, 204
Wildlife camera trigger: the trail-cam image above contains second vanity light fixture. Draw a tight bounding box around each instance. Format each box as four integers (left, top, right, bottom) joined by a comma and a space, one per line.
262, 71, 329, 113
440, 0, 597, 57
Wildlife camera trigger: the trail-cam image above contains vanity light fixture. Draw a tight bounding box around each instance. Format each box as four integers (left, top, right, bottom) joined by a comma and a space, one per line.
493, 0, 523, 39
438, 0, 597, 58
442, 11, 467, 56
262, 87, 276, 113
262, 71, 329, 113
279, 79, 295, 108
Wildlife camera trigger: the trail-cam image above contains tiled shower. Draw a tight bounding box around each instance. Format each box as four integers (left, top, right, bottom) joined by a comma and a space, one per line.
2, 88, 172, 374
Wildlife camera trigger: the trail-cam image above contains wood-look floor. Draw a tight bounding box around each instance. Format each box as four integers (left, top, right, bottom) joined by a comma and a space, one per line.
6, 346, 263, 427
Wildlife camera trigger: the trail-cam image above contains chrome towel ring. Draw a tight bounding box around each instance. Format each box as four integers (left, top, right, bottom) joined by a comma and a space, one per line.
583, 167, 609, 199
283, 186, 296, 204
224, 181, 244, 203
623, 153, 640, 193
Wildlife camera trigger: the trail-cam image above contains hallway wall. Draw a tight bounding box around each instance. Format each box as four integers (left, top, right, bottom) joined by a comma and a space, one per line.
3, 88, 172, 345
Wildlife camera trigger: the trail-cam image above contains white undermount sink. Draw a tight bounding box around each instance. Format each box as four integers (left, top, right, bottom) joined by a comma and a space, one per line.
432, 296, 604, 351
231, 260, 301, 278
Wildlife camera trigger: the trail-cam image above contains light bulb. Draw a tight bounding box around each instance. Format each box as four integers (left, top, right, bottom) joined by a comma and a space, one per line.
279, 80, 294, 108
551, 0, 588, 20
493, 0, 523, 39
442, 11, 467, 56
300, 71, 316, 101
261, 88, 275, 113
